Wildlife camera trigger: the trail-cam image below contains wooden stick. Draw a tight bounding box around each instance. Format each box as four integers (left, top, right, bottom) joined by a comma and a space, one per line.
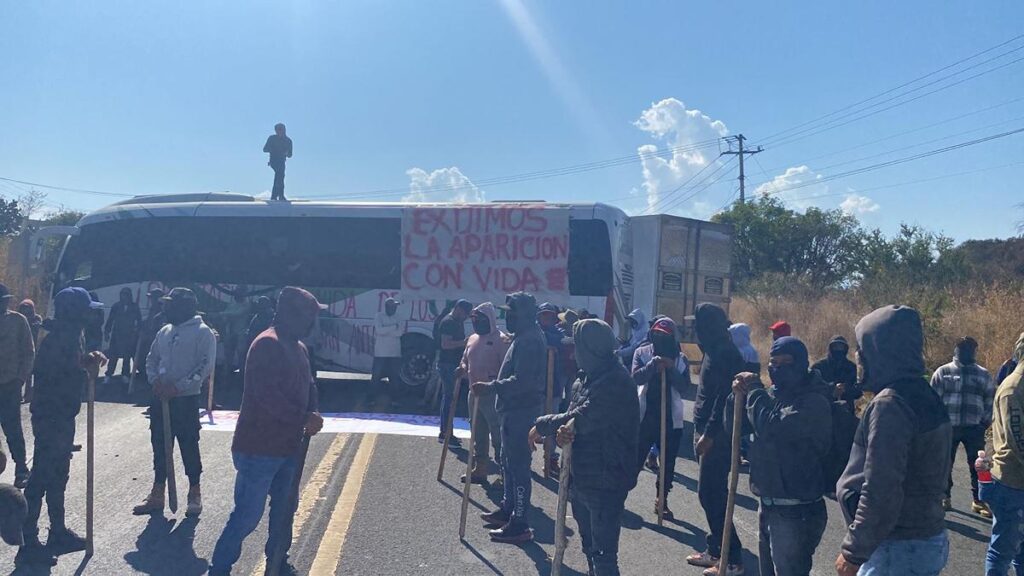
459, 393, 480, 539
657, 368, 667, 526
436, 374, 463, 482
207, 369, 216, 425
718, 390, 746, 575
162, 398, 178, 513
543, 348, 555, 478
551, 419, 575, 576
86, 371, 96, 556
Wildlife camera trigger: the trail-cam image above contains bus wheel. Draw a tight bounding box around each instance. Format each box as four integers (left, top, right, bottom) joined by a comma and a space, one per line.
400, 335, 435, 394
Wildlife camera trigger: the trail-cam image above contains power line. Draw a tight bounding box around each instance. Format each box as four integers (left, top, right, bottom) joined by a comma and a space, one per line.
658, 158, 739, 215
641, 153, 723, 215
0, 176, 131, 198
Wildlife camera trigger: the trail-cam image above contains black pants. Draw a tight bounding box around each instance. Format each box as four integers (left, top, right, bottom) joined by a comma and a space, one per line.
106, 353, 132, 378
949, 424, 986, 500
270, 162, 286, 200
371, 356, 402, 396
697, 432, 743, 563
23, 414, 76, 540
0, 380, 26, 467
636, 411, 682, 494
571, 488, 627, 576
150, 395, 203, 486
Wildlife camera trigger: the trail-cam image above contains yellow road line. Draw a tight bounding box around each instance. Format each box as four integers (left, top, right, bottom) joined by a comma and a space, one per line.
308, 433, 378, 576
250, 432, 353, 576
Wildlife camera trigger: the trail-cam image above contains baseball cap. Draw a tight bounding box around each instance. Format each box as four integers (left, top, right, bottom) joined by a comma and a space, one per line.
385, 297, 400, 306
146, 287, 165, 299
0, 484, 27, 546
454, 299, 472, 312
651, 317, 677, 335
770, 321, 792, 336
161, 287, 198, 305
537, 302, 560, 315
55, 287, 104, 313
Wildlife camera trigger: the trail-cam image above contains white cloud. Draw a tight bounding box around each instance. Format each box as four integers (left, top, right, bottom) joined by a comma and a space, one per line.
840, 193, 880, 215
754, 165, 828, 211
634, 98, 730, 212
404, 167, 484, 203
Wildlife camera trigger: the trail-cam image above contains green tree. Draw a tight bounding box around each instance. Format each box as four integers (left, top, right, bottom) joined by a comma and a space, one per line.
0, 198, 23, 237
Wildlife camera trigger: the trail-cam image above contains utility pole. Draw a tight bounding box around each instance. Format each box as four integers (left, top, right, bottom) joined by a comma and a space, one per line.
722, 134, 763, 204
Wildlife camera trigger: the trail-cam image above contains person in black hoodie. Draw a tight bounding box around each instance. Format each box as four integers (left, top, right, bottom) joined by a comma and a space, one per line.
687, 303, 746, 575
835, 305, 952, 576
472, 292, 547, 544
17, 288, 106, 567
531, 319, 639, 576
810, 335, 861, 411
732, 336, 832, 576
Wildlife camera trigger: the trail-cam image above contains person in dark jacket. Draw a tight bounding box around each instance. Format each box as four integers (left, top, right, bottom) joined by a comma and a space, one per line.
688, 303, 746, 574
996, 332, 1024, 387
134, 288, 166, 388
810, 335, 861, 411
732, 336, 832, 576
264, 123, 293, 201
17, 287, 106, 567
17, 299, 42, 403
632, 317, 689, 519
472, 292, 547, 544
835, 305, 952, 576
84, 292, 104, 353
538, 302, 567, 471
531, 319, 640, 576
104, 287, 141, 381
209, 287, 325, 576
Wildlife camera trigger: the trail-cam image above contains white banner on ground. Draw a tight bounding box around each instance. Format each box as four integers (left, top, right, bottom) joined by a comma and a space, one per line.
400, 205, 571, 302
199, 410, 471, 439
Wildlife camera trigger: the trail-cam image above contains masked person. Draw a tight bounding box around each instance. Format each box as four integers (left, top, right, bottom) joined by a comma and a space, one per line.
538, 302, 567, 471
17, 288, 105, 567
616, 308, 647, 366
17, 299, 42, 404
531, 319, 640, 576
210, 287, 325, 576
0, 284, 34, 487
732, 337, 831, 576
103, 287, 141, 382
729, 323, 760, 374
372, 298, 403, 399
133, 288, 217, 517
458, 303, 509, 484
437, 300, 472, 446
811, 336, 861, 412
930, 336, 995, 518
472, 292, 546, 544
688, 303, 746, 575
835, 306, 952, 576
632, 317, 689, 519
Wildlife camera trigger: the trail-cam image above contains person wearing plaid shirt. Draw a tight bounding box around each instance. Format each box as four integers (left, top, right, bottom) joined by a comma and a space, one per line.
930, 336, 995, 517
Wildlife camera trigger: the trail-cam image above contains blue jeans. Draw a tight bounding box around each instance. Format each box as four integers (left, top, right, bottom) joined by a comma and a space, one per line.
982, 480, 1024, 575
757, 499, 827, 576
210, 451, 300, 573
438, 363, 458, 435
571, 488, 627, 576
500, 406, 540, 529
857, 531, 948, 576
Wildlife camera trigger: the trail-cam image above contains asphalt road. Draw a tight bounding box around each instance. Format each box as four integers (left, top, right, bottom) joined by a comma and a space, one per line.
0, 377, 990, 575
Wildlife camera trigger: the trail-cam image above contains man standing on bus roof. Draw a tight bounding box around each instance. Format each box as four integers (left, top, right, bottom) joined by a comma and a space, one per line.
0, 284, 34, 488
264, 123, 293, 201
438, 299, 472, 447
133, 288, 217, 517
372, 297, 403, 403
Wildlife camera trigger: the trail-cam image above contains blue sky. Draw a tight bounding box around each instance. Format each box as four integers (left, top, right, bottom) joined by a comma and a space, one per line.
2, 1, 1023, 241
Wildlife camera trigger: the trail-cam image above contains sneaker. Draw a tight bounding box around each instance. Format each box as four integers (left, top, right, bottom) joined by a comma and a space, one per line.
264, 560, 299, 576
686, 551, 720, 568
15, 542, 57, 566
14, 464, 30, 489
941, 497, 952, 511
489, 523, 534, 544
47, 527, 87, 554
133, 484, 166, 515
480, 509, 511, 527
973, 500, 993, 519
548, 457, 561, 476
655, 500, 675, 520
460, 472, 489, 485
186, 486, 203, 517
702, 564, 745, 576
449, 436, 462, 448
645, 452, 659, 472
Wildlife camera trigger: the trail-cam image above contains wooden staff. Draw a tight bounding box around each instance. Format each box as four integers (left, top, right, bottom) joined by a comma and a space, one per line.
436, 374, 464, 481
162, 398, 178, 513
657, 368, 668, 526
206, 369, 216, 425
543, 348, 555, 478
718, 389, 746, 575
86, 369, 96, 556
458, 392, 480, 539
551, 418, 575, 576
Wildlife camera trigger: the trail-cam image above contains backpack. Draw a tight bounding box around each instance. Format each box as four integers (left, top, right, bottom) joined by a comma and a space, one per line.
823, 401, 860, 491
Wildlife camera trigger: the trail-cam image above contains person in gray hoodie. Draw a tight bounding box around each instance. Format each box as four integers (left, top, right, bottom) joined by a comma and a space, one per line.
471, 291, 547, 544
133, 288, 217, 518
835, 305, 952, 576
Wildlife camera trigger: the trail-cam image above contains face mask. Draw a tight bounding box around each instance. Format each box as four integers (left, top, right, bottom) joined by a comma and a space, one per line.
830, 347, 848, 361
505, 309, 518, 334
957, 348, 977, 365
768, 363, 803, 392
164, 302, 195, 325
857, 349, 877, 393
472, 316, 491, 335
652, 333, 678, 358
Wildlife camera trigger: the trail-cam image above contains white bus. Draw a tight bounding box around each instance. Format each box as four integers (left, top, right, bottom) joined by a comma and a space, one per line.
42, 194, 633, 391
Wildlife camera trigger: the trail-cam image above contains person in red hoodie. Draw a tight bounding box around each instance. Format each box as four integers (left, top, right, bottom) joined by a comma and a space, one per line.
209, 287, 325, 576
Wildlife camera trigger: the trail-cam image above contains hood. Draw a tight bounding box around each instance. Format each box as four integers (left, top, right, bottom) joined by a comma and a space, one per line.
829, 335, 849, 349
1015, 331, 1024, 364
17, 299, 36, 316
472, 302, 499, 337
855, 305, 925, 393
504, 291, 538, 334
729, 323, 752, 348
627, 308, 648, 345
770, 336, 810, 373
273, 287, 323, 341
573, 319, 618, 374
694, 303, 731, 349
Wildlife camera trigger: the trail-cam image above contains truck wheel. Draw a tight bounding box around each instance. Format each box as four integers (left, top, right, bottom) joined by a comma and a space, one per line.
400, 334, 436, 393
